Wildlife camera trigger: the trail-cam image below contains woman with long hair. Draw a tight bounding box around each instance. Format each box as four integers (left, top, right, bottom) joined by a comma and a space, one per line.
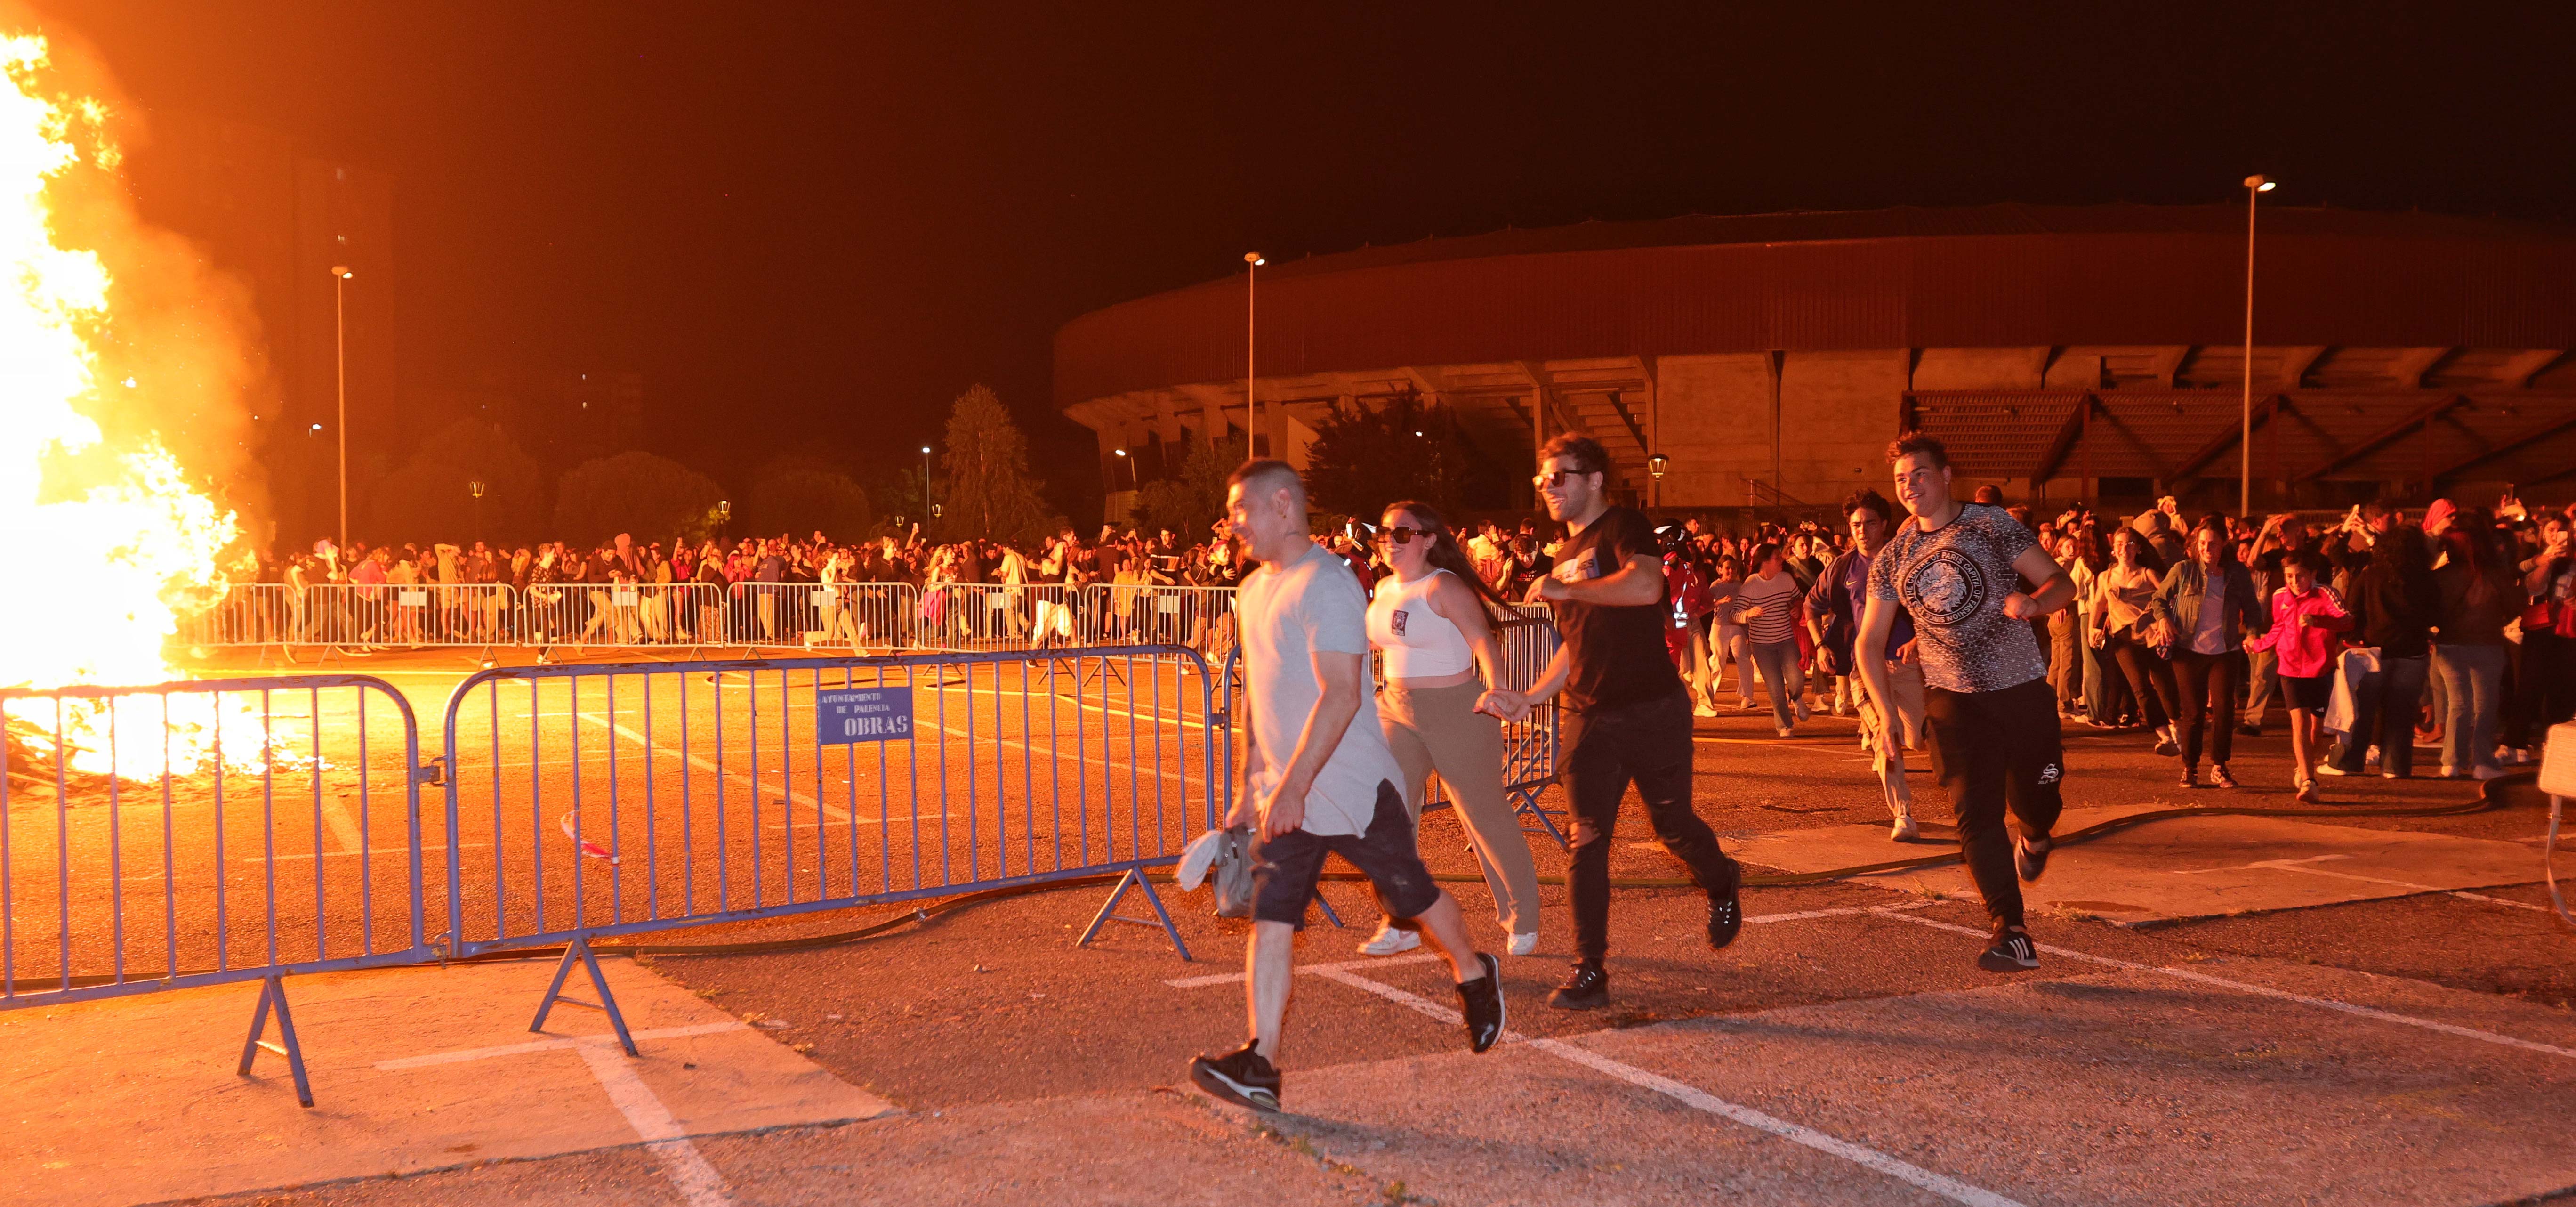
1706, 553, 1752, 710
2089, 527, 2182, 755
2431, 508, 2525, 779
1357, 499, 1546, 958
2150, 519, 2268, 790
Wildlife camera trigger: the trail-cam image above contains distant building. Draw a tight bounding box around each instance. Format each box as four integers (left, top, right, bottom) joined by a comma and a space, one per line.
123, 107, 396, 544
1057, 204, 2576, 517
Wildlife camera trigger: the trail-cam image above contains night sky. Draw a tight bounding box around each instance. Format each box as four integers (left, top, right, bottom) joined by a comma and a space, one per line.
37, 1, 2574, 518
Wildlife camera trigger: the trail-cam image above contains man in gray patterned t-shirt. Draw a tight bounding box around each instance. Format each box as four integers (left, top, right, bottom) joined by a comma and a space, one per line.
1858, 433, 2077, 973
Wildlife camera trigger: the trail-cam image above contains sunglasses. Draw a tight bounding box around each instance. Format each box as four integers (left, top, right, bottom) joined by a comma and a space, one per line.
1375, 526, 1432, 545
1532, 469, 1591, 490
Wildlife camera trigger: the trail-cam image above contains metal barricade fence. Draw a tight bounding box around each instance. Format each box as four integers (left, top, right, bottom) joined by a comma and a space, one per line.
521, 582, 718, 651
719, 581, 917, 650
914, 583, 1088, 652
301, 583, 518, 648
0, 675, 434, 1105
1087, 583, 1236, 664
438, 644, 1224, 1041
175, 583, 302, 648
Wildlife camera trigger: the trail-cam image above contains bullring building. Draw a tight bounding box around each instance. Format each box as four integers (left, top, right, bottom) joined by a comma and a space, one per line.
1055, 204, 2576, 518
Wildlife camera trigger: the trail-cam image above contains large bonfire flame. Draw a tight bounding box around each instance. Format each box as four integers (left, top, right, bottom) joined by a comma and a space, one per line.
0, 33, 275, 779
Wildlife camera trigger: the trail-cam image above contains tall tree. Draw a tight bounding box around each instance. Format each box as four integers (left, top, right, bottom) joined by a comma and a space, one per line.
362, 419, 543, 543
1129, 437, 1234, 540
1302, 394, 1501, 521
741, 454, 874, 539
934, 385, 1051, 543
552, 451, 726, 546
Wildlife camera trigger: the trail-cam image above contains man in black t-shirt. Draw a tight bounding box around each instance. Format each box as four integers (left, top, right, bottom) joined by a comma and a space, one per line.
1503, 434, 1744, 1011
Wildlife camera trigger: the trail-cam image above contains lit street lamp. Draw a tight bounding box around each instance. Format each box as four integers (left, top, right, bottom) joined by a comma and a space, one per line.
1649, 453, 1670, 508
716, 498, 731, 541
2240, 174, 2276, 517
921, 446, 934, 528
1113, 446, 1138, 491
1244, 252, 1263, 458
331, 265, 353, 551
469, 479, 486, 542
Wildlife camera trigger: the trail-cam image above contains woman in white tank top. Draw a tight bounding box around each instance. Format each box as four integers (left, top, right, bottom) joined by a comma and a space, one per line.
1359, 501, 1546, 957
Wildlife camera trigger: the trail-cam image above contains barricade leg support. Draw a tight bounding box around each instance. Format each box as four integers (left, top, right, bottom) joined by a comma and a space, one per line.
531, 936, 639, 1056
1078, 868, 1191, 961
1512, 786, 1572, 851
237, 974, 315, 1108
1309, 889, 1345, 929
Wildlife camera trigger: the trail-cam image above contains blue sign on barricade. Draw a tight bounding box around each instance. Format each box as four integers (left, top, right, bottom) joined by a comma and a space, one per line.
817, 685, 912, 742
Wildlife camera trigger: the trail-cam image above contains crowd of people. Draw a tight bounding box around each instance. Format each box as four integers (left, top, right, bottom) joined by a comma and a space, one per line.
1184, 432, 2576, 1115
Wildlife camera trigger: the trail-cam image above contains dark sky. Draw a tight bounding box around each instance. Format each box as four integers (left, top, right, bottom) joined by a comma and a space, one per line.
34, 1, 2574, 516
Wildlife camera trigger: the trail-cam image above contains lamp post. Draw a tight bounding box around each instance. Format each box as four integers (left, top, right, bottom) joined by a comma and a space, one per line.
331, 265, 353, 551
2240, 174, 2276, 517
921, 445, 933, 528
1244, 252, 1263, 458
716, 499, 731, 542
1649, 453, 1670, 509
1113, 446, 1138, 491
468, 479, 486, 542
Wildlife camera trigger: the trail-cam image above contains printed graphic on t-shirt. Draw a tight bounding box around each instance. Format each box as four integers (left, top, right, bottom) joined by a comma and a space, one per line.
1868, 503, 2047, 694
1901, 547, 1989, 625
1390, 608, 1409, 637
1554, 550, 1598, 582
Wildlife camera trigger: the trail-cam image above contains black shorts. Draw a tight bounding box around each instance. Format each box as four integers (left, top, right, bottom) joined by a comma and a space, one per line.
2281, 672, 2333, 712
1251, 780, 1441, 928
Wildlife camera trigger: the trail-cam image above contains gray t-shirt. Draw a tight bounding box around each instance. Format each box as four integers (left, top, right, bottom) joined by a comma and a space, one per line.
1868, 503, 2047, 694
1236, 541, 1402, 837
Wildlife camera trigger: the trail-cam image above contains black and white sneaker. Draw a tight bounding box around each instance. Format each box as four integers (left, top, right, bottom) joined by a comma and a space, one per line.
1548, 963, 1609, 1010
1706, 857, 1745, 950
1458, 953, 1505, 1053
1977, 926, 2039, 972
1188, 1041, 1281, 1111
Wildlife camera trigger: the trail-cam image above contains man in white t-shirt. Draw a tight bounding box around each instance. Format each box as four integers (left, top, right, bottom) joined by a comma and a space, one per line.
1188, 460, 1503, 1113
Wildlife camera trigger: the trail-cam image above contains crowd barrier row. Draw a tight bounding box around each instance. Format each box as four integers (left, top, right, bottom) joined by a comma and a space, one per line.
0, 640, 1433, 1102
177, 581, 1250, 658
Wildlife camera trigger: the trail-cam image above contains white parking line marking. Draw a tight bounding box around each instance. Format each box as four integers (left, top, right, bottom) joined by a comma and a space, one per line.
1307, 965, 2024, 1207
378, 1021, 746, 1207
576, 712, 850, 824
320, 795, 365, 852
1884, 912, 2576, 1059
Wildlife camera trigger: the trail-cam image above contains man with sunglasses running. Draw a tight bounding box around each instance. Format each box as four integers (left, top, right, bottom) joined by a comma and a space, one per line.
1504, 434, 1744, 1010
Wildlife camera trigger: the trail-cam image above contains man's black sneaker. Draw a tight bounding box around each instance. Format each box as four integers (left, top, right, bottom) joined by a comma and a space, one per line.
1458, 952, 1505, 1053
1977, 927, 2039, 972
1548, 964, 1608, 1010
1188, 1041, 1281, 1111
2153, 737, 2181, 757
1707, 858, 1745, 950
2014, 834, 2051, 882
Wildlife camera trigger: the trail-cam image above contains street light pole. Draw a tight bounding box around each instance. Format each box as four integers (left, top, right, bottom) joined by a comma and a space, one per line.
331, 266, 353, 550
2240, 175, 2275, 517
921, 445, 933, 528
469, 479, 486, 543
1244, 253, 1263, 459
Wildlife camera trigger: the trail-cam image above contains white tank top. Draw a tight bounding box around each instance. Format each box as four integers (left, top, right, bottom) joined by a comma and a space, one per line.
1368, 569, 1473, 679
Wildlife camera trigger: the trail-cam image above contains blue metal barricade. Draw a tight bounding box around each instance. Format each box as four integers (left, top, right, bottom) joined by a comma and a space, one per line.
175, 583, 302, 648
438, 645, 1224, 1040
0, 675, 435, 1105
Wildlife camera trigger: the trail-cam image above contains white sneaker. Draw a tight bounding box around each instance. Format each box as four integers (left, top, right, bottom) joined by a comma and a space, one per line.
1776, 724, 1794, 738
1693, 704, 1719, 718
1890, 808, 1919, 841
1507, 932, 1540, 956
1358, 924, 1421, 956
2471, 765, 2509, 781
